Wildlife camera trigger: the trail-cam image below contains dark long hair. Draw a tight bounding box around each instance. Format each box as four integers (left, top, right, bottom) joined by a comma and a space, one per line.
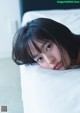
12, 18, 80, 65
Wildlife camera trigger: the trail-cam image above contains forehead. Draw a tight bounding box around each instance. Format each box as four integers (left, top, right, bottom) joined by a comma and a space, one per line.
29, 40, 45, 52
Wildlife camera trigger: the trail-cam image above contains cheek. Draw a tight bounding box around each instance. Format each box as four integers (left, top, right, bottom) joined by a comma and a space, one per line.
63, 51, 71, 66
38, 62, 49, 69
51, 46, 61, 59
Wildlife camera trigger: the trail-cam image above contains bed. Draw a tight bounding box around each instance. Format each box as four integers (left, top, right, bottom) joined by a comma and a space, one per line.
20, 2, 80, 113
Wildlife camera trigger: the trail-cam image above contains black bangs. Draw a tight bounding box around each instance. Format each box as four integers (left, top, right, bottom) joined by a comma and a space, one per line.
26, 38, 43, 58
27, 24, 55, 41
25, 26, 54, 58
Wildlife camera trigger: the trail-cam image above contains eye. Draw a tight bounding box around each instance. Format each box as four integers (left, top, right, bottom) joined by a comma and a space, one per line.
37, 57, 43, 62
46, 43, 52, 51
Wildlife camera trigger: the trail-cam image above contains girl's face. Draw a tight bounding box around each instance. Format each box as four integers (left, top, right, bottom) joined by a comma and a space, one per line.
30, 40, 71, 70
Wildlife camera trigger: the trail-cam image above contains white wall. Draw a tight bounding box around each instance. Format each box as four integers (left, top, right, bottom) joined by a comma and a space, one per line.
0, 0, 21, 58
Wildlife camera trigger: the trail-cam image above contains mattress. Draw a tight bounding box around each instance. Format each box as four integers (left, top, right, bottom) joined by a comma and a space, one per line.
20, 9, 80, 113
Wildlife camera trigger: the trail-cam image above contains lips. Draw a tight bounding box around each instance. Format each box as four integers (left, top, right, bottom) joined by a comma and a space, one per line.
54, 61, 62, 70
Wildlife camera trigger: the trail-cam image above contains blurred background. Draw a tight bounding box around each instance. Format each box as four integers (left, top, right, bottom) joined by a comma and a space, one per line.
0, 0, 23, 113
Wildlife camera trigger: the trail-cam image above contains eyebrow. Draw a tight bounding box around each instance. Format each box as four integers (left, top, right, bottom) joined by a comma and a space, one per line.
33, 41, 48, 59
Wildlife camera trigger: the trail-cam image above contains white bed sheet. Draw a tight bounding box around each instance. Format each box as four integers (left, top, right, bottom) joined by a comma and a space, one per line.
20, 65, 80, 113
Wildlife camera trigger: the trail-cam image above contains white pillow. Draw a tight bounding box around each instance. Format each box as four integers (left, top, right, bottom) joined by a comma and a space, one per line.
22, 9, 80, 34
20, 64, 80, 113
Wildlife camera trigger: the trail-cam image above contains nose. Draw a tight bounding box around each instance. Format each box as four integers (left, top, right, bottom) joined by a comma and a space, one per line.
43, 54, 55, 65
